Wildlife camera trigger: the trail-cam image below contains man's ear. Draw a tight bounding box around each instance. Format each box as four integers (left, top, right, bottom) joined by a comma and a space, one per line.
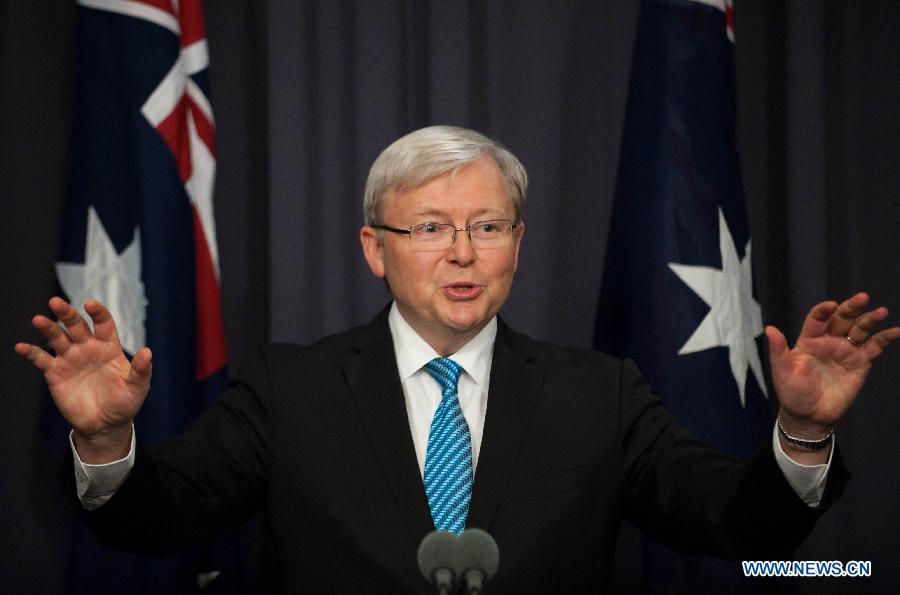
360, 226, 385, 278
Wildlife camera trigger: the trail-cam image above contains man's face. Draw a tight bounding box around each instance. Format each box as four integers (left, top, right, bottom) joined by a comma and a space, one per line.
360, 156, 524, 354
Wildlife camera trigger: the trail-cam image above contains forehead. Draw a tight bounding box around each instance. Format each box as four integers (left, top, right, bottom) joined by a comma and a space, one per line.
384, 157, 512, 218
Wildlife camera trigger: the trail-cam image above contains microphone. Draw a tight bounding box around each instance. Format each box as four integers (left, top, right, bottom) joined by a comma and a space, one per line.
417, 529, 500, 594
417, 531, 459, 595
457, 529, 499, 595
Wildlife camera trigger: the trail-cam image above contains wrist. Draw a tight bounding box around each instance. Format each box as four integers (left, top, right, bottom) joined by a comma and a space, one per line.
776, 408, 833, 441
776, 415, 833, 459
73, 424, 133, 464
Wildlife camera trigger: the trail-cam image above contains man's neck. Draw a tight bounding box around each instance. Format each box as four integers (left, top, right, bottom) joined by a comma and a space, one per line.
392, 304, 489, 357
418, 327, 481, 358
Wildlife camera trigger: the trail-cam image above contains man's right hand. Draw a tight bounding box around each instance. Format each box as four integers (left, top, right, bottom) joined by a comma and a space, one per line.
15, 297, 151, 463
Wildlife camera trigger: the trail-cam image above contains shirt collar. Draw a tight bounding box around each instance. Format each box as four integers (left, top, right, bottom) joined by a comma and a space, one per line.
388, 301, 496, 390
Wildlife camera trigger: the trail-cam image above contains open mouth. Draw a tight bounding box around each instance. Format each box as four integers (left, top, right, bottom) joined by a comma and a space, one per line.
443, 283, 482, 299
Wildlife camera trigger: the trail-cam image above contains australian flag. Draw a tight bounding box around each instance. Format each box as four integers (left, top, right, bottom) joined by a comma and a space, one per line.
595, 0, 770, 591
48, 0, 232, 592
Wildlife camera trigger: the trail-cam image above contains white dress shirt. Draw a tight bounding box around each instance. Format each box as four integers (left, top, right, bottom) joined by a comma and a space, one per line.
73, 302, 831, 509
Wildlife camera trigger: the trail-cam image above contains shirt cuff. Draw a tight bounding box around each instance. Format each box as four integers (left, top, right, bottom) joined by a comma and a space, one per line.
70, 427, 136, 511
771, 423, 832, 508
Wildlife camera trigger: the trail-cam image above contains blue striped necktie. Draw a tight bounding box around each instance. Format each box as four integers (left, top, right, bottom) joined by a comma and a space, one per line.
423, 357, 472, 535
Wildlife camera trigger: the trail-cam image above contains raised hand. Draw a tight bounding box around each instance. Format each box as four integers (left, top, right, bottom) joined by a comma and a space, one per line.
765, 293, 899, 449
15, 297, 152, 462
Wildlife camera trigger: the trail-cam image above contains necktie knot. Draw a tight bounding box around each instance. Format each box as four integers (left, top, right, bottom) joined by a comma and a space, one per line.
424, 357, 462, 396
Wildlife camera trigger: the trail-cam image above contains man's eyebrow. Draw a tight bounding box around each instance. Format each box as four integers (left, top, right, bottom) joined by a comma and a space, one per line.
409, 208, 446, 218
409, 207, 507, 219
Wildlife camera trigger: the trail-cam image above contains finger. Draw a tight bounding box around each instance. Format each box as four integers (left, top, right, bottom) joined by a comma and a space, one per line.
32, 315, 72, 355
845, 306, 889, 344
128, 347, 153, 384
84, 300, 122, 344
14, 342, 54, 372
826, 292, 870, 336
862, 326, 900, 360
49, 297, 93, 343
797, 301, 838, 339
765, 326, 789, 372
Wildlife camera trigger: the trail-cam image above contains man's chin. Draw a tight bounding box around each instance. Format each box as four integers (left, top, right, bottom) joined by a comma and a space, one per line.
438, 308, 491, 335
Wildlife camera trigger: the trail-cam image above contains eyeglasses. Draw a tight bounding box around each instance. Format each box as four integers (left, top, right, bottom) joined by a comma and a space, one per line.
372, 220, 519, 252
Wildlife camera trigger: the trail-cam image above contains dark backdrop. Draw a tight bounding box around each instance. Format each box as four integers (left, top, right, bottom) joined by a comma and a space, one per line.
1, 1, 897, 592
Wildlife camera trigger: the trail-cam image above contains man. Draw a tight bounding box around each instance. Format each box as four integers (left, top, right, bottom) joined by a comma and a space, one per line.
17, 126, 899, 591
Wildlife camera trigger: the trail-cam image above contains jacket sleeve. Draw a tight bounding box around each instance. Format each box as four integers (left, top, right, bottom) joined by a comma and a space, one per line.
617, 358, 848, 559
78, 347, 275, 556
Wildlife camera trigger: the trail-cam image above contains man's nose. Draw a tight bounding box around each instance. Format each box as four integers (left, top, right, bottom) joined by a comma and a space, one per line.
446, 227, 476, 264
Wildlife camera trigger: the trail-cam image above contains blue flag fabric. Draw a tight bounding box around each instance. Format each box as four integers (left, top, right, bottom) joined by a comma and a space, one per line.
595, 0, 770, 590
46, 1, 234, 592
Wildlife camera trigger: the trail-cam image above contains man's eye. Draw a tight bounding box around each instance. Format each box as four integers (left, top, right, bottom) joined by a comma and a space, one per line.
421, 223, 440, 234
475, 222, 497, 234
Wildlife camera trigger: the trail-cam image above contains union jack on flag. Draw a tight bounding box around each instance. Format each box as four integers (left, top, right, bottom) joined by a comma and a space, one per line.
50, 0, 233, 591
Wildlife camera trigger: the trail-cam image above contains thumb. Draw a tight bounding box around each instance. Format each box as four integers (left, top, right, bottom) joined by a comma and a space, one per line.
765, 326, 789, 370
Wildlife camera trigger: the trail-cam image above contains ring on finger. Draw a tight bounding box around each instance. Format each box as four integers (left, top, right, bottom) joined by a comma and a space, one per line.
845, 334, 864, 347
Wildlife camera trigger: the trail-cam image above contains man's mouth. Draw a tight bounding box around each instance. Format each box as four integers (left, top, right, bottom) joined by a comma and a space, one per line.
443, 283, 483, 300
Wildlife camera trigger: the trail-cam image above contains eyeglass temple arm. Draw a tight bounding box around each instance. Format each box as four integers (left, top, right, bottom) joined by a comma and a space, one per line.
371, 224, 411, 235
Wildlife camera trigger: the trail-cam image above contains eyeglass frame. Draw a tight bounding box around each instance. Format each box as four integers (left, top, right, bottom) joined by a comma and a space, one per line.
371, 219, 520, 250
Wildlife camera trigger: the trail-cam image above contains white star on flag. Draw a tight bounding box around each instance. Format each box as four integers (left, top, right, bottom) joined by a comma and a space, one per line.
56, 206, 149, 355
668, 208, 768, 407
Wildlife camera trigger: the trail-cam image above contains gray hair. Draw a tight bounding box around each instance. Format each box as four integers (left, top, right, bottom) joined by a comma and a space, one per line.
363, 125, 528, 226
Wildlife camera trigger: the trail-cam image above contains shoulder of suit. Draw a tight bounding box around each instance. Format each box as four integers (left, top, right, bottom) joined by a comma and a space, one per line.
497, 321, 626, 373
237, 313, 388, 368
253, 326, 371, 360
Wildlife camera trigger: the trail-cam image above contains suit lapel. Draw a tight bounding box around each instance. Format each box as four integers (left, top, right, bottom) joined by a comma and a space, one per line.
341, 311, 434, 544
468, 320, 543, 530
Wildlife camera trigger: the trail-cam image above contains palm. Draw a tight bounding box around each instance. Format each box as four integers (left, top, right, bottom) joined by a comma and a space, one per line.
44, 337, 145, 434
773, 335, 869, 424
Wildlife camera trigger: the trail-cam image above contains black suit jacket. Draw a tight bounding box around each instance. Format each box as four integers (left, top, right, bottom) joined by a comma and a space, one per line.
83, 308, 845, 592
